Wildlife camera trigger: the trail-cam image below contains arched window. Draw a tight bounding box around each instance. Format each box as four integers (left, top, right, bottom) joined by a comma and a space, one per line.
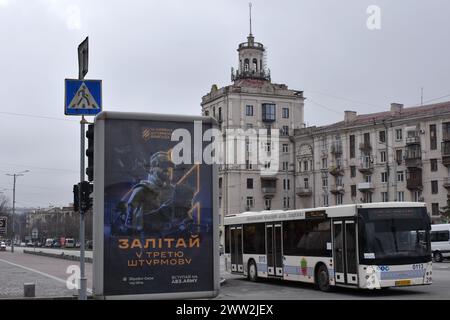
252, 58, 258, 71
244, 59, 249, 72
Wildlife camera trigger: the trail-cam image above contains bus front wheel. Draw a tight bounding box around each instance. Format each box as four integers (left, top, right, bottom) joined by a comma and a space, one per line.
434, 251, 444, 263
315, 264, 331, 292
248, 260, 258, 282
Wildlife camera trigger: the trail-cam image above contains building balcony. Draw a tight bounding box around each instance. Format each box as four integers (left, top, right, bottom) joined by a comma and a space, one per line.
261, 176, 276, 195
406, 136, 420, 145
359, 142, 372, 152
404, 157, 422, 168
443, 127, 450, 142
330, 185, 345, 194
261, 187, 276, 195
358, 161, 374, 174
406, 169, 423, 190
329, 166, 344, 176
442, 141, 450, 167
296, 187, 312, 197
232, 68, 271, 82
406, 178, 423, 190
442, 155, 450, 167
443, 177, 450, 189
358, 182, 374, 192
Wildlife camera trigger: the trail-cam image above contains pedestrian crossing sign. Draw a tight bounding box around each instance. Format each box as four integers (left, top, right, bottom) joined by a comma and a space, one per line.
65, 79, 102, 115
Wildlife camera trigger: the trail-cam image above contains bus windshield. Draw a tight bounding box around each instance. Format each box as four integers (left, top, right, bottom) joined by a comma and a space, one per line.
358, 207, 431, 265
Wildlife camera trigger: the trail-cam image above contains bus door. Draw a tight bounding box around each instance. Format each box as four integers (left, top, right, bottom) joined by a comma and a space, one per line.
266, 223, 283, 277
333, 219, 358, 285
230, 226, 243, 273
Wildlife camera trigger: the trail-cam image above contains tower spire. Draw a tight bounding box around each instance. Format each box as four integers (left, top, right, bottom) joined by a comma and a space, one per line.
249, 2, 252, 36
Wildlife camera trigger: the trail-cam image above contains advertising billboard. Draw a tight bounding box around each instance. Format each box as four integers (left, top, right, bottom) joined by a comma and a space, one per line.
0, 216, 6, 236
93, 111, 219, 299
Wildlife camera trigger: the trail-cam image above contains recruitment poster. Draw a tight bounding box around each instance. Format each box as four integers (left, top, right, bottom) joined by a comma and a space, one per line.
93, 112, 219, 299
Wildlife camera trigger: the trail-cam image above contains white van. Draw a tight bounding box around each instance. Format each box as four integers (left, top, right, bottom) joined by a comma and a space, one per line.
431, 224, 450, 262
65, 238, 75, 248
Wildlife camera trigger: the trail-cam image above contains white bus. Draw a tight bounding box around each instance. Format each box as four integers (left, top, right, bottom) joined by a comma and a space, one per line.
224, 202, 432, 291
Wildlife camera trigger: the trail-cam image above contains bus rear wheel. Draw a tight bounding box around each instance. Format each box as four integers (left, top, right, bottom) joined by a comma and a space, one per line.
316, 264, 331, 292
434, 251, 444, 263
248, 260, 258, 282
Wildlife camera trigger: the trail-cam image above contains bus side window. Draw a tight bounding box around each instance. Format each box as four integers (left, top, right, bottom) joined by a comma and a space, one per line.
430, 231, 437, 242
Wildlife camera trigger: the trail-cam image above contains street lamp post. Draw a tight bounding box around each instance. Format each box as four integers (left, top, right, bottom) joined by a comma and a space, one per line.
6, 170, 29, 253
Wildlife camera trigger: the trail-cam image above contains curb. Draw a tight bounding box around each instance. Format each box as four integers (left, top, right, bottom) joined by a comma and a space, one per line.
23, 250, 93, 263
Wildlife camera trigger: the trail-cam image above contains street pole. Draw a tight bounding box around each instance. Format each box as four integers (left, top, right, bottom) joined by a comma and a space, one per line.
11, 175, 16, 253
79, 115, 88, 301
6, 171, 28, 253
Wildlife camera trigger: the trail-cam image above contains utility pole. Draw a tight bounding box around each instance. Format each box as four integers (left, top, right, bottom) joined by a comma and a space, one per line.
6, 170, 29, 253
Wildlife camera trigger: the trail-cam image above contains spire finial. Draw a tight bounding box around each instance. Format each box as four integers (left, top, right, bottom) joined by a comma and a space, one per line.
249, 2, 252, 36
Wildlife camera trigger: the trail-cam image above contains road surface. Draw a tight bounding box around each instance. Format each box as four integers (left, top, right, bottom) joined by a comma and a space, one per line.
1, 247, 450, 299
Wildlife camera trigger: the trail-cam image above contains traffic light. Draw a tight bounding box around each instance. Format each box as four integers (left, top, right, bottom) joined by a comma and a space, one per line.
79, 181, 93, 212
73, 184, 79, 212
86, 124, 94, 182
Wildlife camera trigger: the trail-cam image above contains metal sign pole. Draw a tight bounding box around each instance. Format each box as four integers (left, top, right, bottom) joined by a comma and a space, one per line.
77, 36, 89, 301
79, 115, 87, 300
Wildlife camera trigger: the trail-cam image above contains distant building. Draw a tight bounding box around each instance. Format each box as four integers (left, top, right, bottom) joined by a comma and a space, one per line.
201, 28, 305, 238
26, 205, 78, 239
293, 102, 450, 222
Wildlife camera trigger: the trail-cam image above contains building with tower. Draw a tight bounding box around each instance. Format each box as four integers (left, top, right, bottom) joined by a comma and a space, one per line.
201, 12, 305, 238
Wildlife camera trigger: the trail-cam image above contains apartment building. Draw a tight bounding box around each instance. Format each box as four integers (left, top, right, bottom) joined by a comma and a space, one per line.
294, 102, 450, 221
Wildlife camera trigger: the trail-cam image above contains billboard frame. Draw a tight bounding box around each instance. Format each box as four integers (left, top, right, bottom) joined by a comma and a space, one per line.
92, 111, 220, 300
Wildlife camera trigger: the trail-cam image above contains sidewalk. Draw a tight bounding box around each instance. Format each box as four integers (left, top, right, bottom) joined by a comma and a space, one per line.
0, 258, 77, 299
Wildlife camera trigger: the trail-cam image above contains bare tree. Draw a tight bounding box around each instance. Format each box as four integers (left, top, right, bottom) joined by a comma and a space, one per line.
0, 195, 9, 214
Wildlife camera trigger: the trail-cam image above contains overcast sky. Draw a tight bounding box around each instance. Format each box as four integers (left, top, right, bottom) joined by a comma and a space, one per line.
0, 0, 449, 208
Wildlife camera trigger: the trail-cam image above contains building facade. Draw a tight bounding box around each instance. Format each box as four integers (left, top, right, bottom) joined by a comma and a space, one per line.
201, 31, 305, 236
294, 102, 450, 221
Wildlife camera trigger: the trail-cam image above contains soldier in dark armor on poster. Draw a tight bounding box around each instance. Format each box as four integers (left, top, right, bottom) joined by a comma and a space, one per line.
114, 151, 195, 237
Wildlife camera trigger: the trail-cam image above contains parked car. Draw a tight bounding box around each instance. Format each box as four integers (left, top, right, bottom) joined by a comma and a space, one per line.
52, 240, 61, 248
0, 242, 6, 251
45, 238, 54, 247
86, 240, 93, 249
20, 242, 26, 247
26, 241, 34, 247
431, 224, 450, 262
75, 241, 80, 248
65, 238, 75, 248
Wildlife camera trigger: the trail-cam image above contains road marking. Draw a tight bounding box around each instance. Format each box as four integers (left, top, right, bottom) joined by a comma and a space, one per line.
0, 257, 93, 294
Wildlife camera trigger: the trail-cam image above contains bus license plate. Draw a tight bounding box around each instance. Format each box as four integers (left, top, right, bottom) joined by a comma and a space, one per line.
395, 280, 411, 286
